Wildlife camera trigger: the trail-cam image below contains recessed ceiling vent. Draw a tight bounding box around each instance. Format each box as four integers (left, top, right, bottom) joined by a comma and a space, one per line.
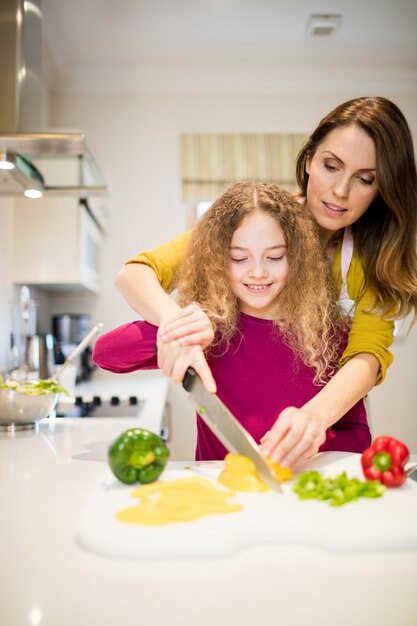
307, 14, 342, 37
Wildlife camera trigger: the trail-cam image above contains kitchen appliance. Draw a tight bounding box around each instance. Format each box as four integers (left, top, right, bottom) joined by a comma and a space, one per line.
0, 0, 106, 197
9, 285, 37, 372
20, 333, 57, 379
8, 285, 49, 380
182, 368, 282, 493
56, 394, 143, 419
9, 286, 59, 380
52, 314, 96, 383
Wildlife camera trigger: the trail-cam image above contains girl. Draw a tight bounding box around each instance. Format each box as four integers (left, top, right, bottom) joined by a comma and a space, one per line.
114, 96, 417, 466
93, 183, 370, 462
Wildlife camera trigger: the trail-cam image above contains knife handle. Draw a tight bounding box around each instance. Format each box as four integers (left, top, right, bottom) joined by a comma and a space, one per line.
182, 367, 197, 392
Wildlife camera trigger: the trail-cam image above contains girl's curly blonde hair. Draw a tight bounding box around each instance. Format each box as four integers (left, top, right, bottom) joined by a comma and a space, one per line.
178, 181, 346, 383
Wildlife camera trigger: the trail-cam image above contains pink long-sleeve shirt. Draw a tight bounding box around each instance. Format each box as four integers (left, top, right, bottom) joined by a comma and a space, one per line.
93, 313, 370, 460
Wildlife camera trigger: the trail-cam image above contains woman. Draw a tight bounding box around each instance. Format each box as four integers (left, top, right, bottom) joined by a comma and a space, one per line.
114, 96, 417, 467
94, 183, 370, 461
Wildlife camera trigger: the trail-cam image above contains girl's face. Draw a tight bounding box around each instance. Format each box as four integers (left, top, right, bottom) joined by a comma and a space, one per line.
305, 125, 379, 242
228, 211, 289, 319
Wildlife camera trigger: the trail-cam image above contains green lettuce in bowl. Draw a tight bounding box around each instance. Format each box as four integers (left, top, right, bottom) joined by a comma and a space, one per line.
0, 375, 70, 396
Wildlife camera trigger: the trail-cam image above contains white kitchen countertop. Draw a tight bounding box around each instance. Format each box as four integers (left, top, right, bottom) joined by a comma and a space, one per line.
1, 415, 416, 626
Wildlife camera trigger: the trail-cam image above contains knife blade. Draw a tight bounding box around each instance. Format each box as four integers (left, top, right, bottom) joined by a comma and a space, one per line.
182, 368, 282, 493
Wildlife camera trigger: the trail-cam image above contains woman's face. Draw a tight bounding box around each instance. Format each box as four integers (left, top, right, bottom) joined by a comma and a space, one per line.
305, 125, 379, 240
228, 211, 289, 319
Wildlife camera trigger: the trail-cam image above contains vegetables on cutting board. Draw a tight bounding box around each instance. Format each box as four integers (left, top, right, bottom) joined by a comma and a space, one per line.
0, 375, 70, 396
116, 477, 242, 526
108, 428, 170, 485
219, 453, 292, 492
108, 429, 410, 508
361, 435, 409, 487
293, 434, 410, 506
293, 470, 385, 506
219, 453, 268, 492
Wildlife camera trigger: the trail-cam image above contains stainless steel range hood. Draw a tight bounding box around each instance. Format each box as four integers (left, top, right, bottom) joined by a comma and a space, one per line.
0, 0, 107, 197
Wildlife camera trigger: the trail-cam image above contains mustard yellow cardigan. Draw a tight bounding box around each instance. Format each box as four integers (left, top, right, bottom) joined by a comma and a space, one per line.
127, 230, 394, 384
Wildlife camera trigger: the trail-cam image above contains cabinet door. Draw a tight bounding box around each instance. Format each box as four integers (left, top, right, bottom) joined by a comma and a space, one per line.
13, 197, 103, 292
80, 205, 102, 292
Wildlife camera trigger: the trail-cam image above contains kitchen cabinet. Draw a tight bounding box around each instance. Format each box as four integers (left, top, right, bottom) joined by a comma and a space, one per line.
12, 196, 104, 292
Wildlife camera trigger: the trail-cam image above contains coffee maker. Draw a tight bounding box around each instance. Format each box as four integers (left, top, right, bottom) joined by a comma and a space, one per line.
52, 314, 96, 383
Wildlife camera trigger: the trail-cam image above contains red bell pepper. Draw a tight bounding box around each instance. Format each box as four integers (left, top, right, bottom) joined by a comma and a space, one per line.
361, 435, 409, 487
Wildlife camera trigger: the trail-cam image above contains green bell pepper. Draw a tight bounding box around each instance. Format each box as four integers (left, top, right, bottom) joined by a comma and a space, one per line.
108, 428, 170, 485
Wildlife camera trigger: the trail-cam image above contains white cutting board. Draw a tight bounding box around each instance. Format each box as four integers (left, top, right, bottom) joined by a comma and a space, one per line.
77, 452, 417, 558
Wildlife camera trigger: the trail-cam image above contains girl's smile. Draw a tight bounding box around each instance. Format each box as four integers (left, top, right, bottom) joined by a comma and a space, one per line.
228, 211, 288, 319
244, 283, 272, 291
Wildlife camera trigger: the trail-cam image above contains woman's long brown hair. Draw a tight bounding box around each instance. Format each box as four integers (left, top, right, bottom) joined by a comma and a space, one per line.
296, 96, 417, 324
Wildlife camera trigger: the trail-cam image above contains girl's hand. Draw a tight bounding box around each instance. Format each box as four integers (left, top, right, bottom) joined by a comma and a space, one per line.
156, 338, 217, 393
259, 407, 327, 468
158, 304, 214, 348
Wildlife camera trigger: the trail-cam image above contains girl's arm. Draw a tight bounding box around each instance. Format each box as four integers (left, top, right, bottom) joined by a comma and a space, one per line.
92, 320, 159, 373
92, 317, 217, 392
115, 231, 216, 388
155, 339, 217, 393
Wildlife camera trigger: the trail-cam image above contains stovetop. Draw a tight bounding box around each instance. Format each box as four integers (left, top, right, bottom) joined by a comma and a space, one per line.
56, 394, 142, 418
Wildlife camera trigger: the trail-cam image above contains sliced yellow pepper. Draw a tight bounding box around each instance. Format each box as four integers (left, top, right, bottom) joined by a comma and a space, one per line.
218, 452, 292, 492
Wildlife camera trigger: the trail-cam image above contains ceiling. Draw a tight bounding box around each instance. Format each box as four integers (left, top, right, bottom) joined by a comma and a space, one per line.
41, 0, 417, 93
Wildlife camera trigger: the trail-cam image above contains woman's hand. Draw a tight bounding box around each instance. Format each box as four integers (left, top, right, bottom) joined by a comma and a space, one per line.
158, 304, 214, 348
156, 337, 217, 393
259, 407, 327, 468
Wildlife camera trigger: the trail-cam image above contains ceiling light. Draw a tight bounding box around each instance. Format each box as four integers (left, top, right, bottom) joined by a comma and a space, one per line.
0, 151, 15, 170
307, 14, 342, 37
24, 188, 43, 199
0, 152, 44, 197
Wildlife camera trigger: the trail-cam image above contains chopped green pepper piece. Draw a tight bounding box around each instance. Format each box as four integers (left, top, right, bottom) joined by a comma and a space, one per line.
293, 470, 385, 506
108, 428, 170, 485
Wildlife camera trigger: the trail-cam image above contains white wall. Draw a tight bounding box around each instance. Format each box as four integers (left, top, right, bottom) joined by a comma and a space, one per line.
41, 89, 417, 455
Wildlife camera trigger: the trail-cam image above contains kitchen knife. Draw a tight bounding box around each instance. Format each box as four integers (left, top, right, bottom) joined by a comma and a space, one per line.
182, 367, 283, 493
407, 463, 417, 482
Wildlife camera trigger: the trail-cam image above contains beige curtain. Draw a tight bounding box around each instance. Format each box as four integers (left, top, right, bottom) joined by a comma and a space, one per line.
181, 133, 306, 203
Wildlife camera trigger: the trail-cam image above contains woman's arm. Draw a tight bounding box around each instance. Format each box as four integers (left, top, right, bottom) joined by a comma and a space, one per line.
261, 247, 395, 467
115, 230, 192, 318
260, 352, 379, 467
115, 263, 182, 326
